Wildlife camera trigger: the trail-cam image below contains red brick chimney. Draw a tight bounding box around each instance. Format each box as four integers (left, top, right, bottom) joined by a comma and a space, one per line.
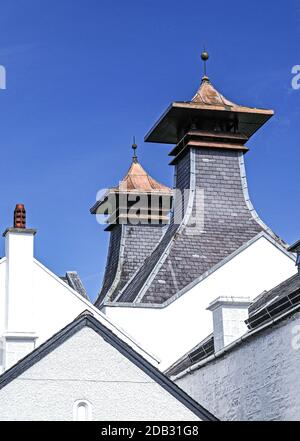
14, 204, 26, 229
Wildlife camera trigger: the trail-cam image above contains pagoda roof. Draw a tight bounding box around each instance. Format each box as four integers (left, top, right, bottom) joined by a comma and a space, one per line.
90, 158, 172, 215
116, 159, 171, 194
191, 76, 237, 106
145, 77, 274, 144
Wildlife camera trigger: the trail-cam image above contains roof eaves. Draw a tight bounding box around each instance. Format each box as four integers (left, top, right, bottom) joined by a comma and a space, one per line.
165, 334, 214, 377
246, 287, 300, 330
172, 302, 300, 382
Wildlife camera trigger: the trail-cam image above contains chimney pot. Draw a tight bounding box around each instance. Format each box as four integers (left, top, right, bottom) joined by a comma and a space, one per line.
14, 204, 26, 229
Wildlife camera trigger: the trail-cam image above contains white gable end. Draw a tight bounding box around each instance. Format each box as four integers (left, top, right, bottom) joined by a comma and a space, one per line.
0, 229, 158, 372
0, 326, 202, 421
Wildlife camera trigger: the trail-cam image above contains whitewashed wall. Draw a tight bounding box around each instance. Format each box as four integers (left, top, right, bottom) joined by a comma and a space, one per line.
0, 259, 7, 337
104, 236, 296, 370
175, 310, 300, 421
0, 259, 7, 372
0, 327, 200, 421
0, 231, 157, 372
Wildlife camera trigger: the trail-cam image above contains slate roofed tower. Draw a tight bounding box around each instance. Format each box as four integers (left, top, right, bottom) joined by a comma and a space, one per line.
113, 51, 286, 305
92, 142, 172, 305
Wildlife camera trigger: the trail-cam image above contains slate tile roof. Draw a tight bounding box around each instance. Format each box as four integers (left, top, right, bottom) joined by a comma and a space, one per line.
96, 226, 123, 304
116, 148, 273, 304
60, 271, 88, 299
165, 334, 214, 377
249, 274, 300, 315
246, 272, 300, 329
97, 224, 165, 305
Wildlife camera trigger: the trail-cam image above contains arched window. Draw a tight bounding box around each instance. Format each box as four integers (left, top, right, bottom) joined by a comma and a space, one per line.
73, 400, 92, 421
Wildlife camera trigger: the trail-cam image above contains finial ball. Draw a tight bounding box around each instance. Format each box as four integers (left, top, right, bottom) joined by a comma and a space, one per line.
201, 51, 209, 61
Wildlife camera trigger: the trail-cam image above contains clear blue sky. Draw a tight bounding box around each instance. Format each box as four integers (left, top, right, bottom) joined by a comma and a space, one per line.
0, 0, 299, 301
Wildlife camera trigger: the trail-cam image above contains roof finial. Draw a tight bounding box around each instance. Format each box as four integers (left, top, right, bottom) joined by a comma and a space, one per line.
201, 48, 209, 81
132, 136, 138, 162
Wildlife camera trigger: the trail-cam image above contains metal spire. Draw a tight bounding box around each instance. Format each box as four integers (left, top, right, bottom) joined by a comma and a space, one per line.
201, 48, 209, 80
132, 136, 138, 162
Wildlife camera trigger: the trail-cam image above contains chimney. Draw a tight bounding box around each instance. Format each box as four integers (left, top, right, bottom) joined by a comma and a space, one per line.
288, 240, 300, 274
2, 204, 37, 369
207, 296, 251, 352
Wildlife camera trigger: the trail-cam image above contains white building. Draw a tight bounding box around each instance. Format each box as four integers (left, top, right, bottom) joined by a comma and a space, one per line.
0, 53, 297, 421
95, 64, 296, 370
168, 245, 300, 420
0, 311, 215, 421
0, 204, 159, 373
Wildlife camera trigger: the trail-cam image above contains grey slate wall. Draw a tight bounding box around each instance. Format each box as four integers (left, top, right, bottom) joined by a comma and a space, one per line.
110, 224, 165, 301
97, 225, 123, 303
97, 224, 164, 304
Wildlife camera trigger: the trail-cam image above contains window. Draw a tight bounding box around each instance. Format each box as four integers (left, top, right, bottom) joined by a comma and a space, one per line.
73, 400, 92, 421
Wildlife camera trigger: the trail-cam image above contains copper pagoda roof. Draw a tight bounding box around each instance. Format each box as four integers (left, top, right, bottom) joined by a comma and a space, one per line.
116, 159, 171, 195
145, 76, 274, 144
191, 76, 237, 106
90, 157, 171, 215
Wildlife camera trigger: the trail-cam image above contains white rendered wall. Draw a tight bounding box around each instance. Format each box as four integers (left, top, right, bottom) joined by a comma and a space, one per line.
0, 259, 7, 337
209, 301, 250, 352
219, 307, 249, 348
5, 338, 35, 369
0, 259, 6, 372
5, 232, 35, 332
0, 233, 158, 371
104, 236, 297, 370
175, 310, 300, 421
2, 231, 38, 369
30, 260, 157, 365
0, 327, 200, 421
